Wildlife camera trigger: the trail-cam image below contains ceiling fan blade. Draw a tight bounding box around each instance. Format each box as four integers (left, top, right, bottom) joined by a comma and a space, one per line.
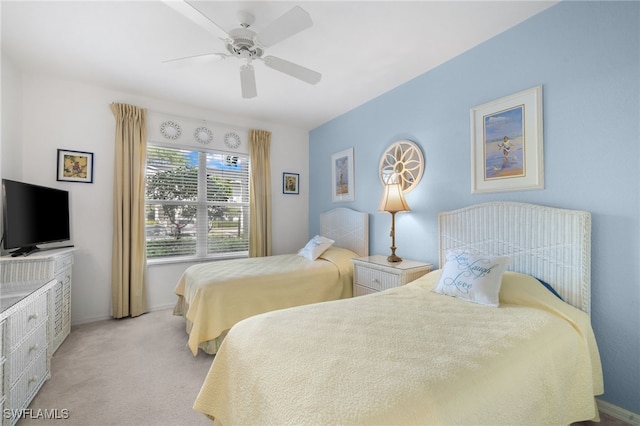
162, 52, 227, 64
162, 0, 228, 38
255, 6, 313, 48
263, 56, 321, 85
240, 64, 257, 99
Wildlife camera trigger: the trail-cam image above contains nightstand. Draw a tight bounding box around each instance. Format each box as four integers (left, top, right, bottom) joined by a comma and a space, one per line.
351, 255, 433, 296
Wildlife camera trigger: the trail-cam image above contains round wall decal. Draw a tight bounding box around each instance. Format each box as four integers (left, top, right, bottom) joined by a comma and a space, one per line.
224, 132, 241, 149
160, 121, 181, 140
194, 127, 213, 144
379, 140, 424, 193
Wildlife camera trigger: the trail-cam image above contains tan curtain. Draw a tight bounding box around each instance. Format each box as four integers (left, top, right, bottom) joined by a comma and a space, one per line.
110, 103, 147, 318
249, 129, 272, 257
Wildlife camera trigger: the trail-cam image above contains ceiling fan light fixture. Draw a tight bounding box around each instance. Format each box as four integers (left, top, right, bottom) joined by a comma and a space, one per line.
240, 64, 257, 99
225, 28, 263, 59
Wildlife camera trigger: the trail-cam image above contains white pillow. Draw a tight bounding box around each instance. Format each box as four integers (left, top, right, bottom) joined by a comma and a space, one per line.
433, 250, 511, 307
298, 235, 335, 260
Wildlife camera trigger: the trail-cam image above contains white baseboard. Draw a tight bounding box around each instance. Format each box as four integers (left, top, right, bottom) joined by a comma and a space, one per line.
71, 304, 176, 327
148, 303, 176, 312
598, 399, 640, 425
71, 313, 112, 326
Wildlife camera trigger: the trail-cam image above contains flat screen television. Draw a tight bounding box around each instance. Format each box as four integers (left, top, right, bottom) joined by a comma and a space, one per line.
2, 179, 71, 257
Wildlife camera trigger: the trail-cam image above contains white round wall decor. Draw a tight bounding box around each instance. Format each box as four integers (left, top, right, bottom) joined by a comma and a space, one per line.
379, 139, 424, 193
224, 132, 241, 149
194, 127, 213, 144
160, 121, 181, 140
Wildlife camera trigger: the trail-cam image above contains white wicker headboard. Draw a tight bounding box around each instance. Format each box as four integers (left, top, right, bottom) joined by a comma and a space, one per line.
438, 202, 591, 314
320, 208, 369, 257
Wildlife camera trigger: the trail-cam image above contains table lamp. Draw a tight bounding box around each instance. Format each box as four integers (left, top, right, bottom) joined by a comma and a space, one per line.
378, 183, 410, 262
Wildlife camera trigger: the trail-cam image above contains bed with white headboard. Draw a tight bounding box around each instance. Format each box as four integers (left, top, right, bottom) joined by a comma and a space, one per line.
320, 207, 369, 257
174, 207, 368, 355
193, 201, 603, 425
439, 201, 591, 313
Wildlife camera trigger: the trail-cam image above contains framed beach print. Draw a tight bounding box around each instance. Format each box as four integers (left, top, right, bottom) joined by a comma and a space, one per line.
57, 149, 94, 183
331, 147, 354, 202
283, 172, 299, 194
470, 86, 543, 194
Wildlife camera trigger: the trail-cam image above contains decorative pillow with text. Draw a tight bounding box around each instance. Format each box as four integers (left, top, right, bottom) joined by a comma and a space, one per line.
298, 235, 335, 260
434, 250, 511, 307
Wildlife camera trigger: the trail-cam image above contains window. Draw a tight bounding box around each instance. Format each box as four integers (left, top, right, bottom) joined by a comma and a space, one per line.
145, 145, 250, 260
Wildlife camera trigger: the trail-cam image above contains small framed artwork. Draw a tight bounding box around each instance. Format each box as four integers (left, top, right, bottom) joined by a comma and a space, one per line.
470, 85, 543, 194
331, 147, 354, 202
283, 172, 299, 194
57, 149, 94, 183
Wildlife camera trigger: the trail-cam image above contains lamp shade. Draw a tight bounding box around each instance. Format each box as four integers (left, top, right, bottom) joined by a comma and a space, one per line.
378, 183, 410, 213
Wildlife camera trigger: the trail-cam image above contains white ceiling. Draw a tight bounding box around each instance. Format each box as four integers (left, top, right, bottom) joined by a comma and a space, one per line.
1, 1, 557, 130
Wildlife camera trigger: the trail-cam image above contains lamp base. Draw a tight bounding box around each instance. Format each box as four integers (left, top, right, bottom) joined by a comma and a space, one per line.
386, 211, 403, 263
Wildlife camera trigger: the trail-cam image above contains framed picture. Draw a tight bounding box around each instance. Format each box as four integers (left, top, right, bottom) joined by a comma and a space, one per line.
57, 149, 94, 183
331, 147, 354, 202
470, 86, 543, 194
283, 172, 299, 194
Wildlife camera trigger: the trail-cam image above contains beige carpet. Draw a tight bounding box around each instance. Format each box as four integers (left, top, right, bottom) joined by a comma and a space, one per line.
20, 308, 631, 426
22, 309, 213, 426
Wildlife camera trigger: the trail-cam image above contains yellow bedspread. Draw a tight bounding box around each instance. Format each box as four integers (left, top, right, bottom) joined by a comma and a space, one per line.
194, 270, 603, 425
175, 246, 357, 355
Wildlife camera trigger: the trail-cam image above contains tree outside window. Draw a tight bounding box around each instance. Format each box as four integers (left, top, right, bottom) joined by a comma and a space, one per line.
145, 146, 249, 259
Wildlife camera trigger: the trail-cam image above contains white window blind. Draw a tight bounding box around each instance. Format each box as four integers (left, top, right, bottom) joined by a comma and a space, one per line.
145, 145, 250, 260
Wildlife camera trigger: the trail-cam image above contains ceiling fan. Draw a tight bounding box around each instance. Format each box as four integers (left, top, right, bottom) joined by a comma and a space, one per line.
163, 1, 322, 99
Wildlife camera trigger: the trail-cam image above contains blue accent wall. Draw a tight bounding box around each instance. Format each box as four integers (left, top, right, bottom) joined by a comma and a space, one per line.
310, 1, 639, 414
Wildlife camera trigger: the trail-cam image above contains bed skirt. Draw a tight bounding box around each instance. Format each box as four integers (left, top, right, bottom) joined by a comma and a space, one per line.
174, 296, 227, 355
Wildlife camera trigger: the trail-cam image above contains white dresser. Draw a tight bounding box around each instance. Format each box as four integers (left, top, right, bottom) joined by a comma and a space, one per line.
351, 255, 433, 296
0, 317, 4, 421
0, 248, 74, 425
1, 249, 74, 356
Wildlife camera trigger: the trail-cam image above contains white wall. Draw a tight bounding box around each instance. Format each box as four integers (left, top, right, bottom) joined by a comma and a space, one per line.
2, 70, 309, 325
0, 54, 22, 265
1, 53, 22, 181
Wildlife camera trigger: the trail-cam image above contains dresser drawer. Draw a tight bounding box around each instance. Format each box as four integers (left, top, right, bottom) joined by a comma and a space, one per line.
0, 321, 4, 400
8, 292, 48, 349
9, 322, 48, 387
354, 284, 379, 297
0, 259, 54, 283
354, 265, 400, 292
8, 349, 48, 412
0, 320, 4, 359
352, 256, 433, 296
1, 357, 5, 399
